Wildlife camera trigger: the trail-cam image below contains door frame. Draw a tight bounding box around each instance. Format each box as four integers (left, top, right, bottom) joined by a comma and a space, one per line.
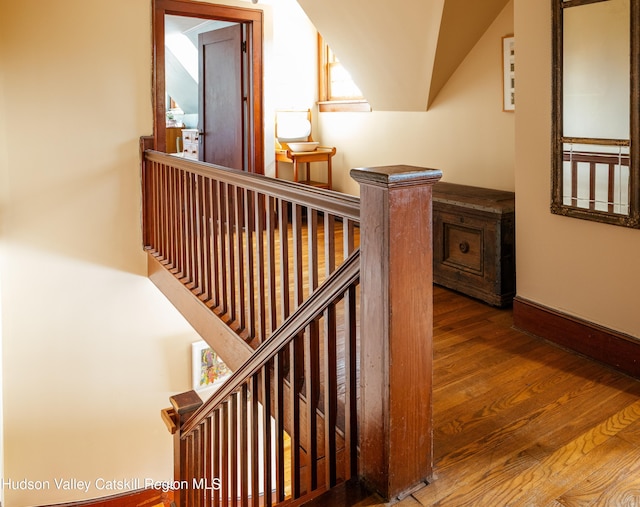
152, 0, 264, 174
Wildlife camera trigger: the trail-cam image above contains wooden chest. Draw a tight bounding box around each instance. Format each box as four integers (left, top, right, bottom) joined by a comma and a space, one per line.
432, 182, 516, 307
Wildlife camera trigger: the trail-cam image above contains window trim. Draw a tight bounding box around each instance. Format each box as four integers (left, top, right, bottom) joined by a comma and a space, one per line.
317, 34, 371, 113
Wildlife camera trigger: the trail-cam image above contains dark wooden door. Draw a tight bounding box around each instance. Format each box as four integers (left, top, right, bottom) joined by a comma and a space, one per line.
198, 24, 245, 170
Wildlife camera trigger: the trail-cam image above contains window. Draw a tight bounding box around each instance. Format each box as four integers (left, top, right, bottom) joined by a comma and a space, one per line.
317, 34, 371, 112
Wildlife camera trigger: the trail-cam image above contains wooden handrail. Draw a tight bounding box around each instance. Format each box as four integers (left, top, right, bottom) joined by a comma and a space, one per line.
143, 150, 360, 222
142, 150, 360, 351
171, 250, 360, 506
182, 249, 360, 435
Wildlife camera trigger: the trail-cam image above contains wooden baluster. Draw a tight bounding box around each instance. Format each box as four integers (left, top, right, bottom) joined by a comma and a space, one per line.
184, 171, 194, 286
218, 182, 229, 315
240, 384, 249, 506
343, 283, 358, 480
168, 166, 177, 270
210, 179, 221, 309
149, 161, 157, 252
244, 189, 256, 340
235, 186, 246, 332
201, 177, 213, 304
323, 303, 338, 488
161, 163, 169, 259
175, 168, 184, 276
230, 393, 239, 507
192, 427, 202, 507
608, 162, 616, 213
307, 209, 319, 293
178, 169, 187, 278
261, 364, 273, 507
324, 214, 336, 278
221, 401, 230, 507
304, 321, 320, 492
186, 434, 195, 507
194, 174, 205, 297
292, 204, 304, 309
213, 409, 221, 507
143, 159, 153, 250
279, 199, 290, 322
289, 337, 301, 498
255, 193, 267, 343
571, 159, 578, 207
589, 161, 597, 210
227, 184, 237, 324
351, 165, 442, 501
266, 197, 278, 333
203, 417, 213, 507
274, 351, 286, 502
162, 164, 170, 261
250, 374, 260, 507
148, 161, 156, 254
169, 391, 203, 507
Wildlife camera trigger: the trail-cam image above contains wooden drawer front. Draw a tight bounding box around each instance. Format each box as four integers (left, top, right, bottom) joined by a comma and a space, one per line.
182, 129, 199, 143
183, 142, 199, 160
442, 223, 483, 274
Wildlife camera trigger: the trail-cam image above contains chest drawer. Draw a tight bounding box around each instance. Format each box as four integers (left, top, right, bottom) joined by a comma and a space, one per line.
432, 182, 515, 307
442, 221, 483, 273
182, 129, 200, 160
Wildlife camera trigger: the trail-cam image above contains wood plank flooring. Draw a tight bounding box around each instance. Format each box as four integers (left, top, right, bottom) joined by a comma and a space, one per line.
328, 285, 640, 507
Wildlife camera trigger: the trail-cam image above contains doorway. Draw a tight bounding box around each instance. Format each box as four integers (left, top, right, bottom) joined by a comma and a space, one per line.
152, 0, 264, 174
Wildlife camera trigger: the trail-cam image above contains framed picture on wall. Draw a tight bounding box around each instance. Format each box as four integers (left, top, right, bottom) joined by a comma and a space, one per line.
191, 340, 232, 391
502, 35, 515, 111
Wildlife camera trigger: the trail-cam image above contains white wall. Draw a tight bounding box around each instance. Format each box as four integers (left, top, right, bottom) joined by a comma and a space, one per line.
316, 2, 516, 196
0, 1, 204, 505
0, 18, 7, 504
515, 0, 640, 338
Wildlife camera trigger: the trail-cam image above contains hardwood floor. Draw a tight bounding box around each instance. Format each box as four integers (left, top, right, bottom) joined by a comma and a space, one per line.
341, 285, 640, 506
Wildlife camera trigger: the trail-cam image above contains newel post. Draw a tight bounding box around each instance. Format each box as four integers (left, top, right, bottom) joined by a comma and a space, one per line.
168, 391, 203, 507
351, 165, 442, 501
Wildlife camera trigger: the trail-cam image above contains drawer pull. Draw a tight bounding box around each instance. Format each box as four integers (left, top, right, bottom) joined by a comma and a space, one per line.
459, 241, 470, 254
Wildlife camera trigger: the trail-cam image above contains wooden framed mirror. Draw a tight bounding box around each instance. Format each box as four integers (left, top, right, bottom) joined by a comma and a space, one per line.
551, 0, 640, 227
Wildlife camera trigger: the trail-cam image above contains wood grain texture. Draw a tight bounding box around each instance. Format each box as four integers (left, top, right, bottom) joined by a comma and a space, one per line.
514, 296, 640, 380
315, 286, 640, 507
352, 166, 442, 501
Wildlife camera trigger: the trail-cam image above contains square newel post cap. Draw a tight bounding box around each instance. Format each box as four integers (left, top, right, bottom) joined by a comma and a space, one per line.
170, 390, 203, 416
350, 165, 442, 188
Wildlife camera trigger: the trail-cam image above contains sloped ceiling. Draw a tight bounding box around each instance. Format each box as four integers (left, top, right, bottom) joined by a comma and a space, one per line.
297, 0, 510, 111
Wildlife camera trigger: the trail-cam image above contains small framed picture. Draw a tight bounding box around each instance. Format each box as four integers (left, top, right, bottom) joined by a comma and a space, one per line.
502, 35, 515, 111
191, 341, 232, 391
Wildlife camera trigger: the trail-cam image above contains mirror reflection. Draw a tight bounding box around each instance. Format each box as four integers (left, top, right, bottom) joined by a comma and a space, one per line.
552, 0, 639, 227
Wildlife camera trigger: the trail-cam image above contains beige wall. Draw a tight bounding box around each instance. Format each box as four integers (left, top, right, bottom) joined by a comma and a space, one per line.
0, 1, 204, 505
2, 0, 636, 505
514, 0, 640, 338
315, 1, 516, 196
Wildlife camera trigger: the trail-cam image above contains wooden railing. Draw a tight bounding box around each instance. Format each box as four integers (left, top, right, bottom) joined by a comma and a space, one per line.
141, 146, 442, 504
167, 250, 360, 507
563, 143, 631, 215
142, 149, 360, 349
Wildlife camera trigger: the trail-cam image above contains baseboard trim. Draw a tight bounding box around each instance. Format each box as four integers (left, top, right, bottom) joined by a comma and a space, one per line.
513, 296, 640, 380
38, 488, 173, 506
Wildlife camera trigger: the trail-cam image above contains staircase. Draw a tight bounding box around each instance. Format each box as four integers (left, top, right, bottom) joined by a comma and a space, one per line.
140, 143, 442, 505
